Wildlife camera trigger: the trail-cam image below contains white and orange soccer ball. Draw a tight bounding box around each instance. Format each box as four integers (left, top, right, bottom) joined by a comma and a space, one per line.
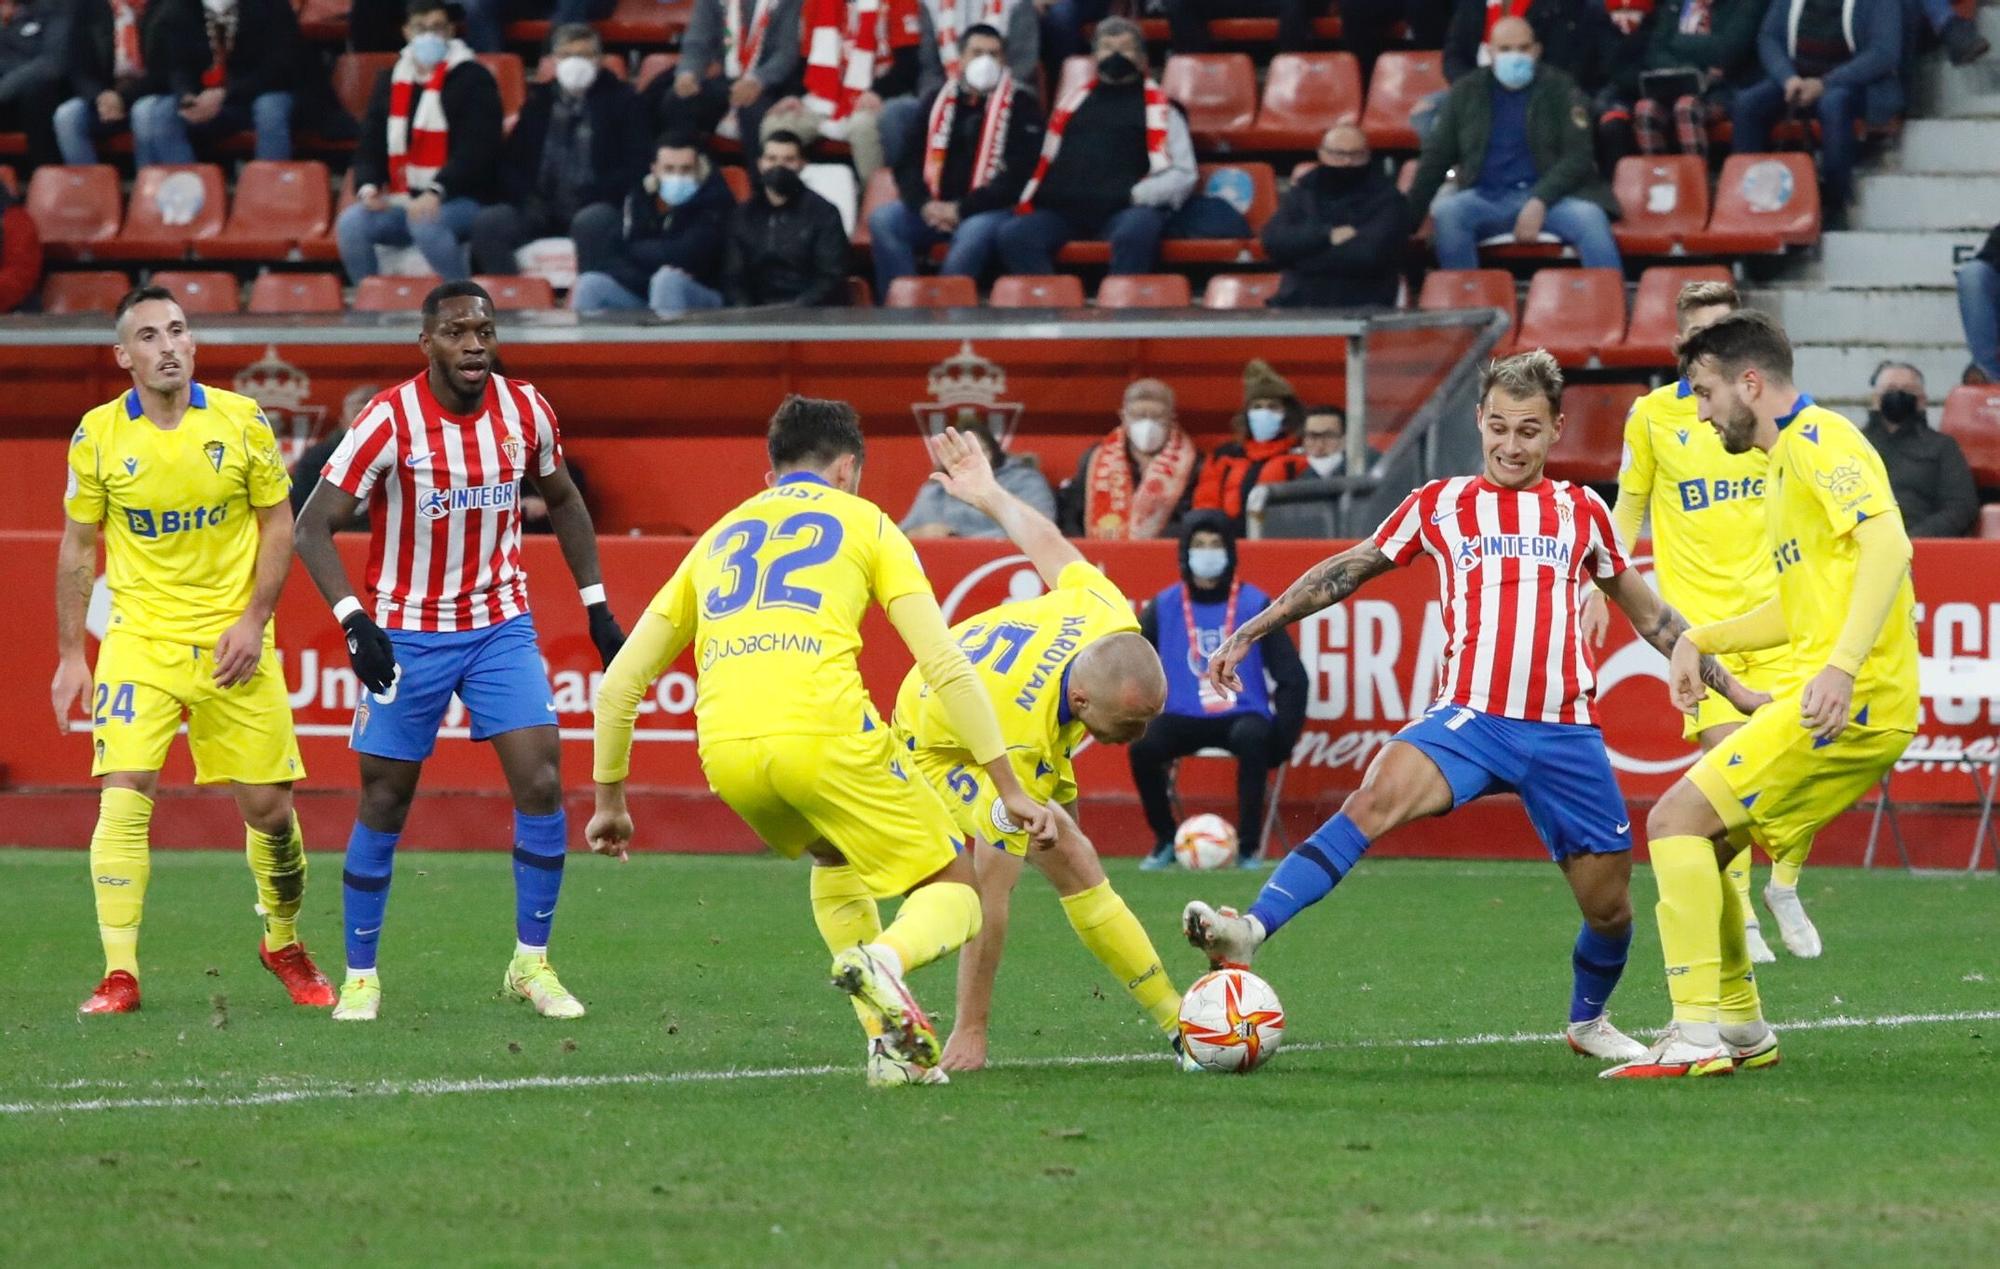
1177, 968, 1286, 1074
1173, 813, 1238, 871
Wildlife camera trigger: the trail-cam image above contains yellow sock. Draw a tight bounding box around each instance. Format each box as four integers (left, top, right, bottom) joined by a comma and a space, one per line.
811, 865, 884, 1034
90, 787, 154, 978
1725, 844, 1757, 930
1651, 834, 1724, 1026
877, 880, 980, 975
1061, 881, 1181, 1034
1717, 865, 1763, 1024
247, 814, 309, 951
1770, 851, 1804, 890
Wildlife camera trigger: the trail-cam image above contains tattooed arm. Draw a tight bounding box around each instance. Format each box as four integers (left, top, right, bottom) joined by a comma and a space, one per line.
1206, 542, 1396, 695
1595, 569, 1770, 717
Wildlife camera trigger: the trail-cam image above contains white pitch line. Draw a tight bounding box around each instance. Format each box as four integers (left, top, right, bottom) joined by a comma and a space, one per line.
4, 1009, 1996, 1117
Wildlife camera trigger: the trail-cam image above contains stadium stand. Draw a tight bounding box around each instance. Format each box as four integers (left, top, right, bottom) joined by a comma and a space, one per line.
353, 276, 441, 312
40, 271, 132, 315
1545, 385, 1648, 484
1244, 54, 1364, 152
1163, 54, 1259, 151
99, 166, 228, 263
1602, 266, 1733, 369
1942, 386, 2000, 489
203, 162, 335, 263
1359, 51, 1446, 152
149, 272, 241, 315
1097, 274, 1194, 308
1418, 269, 1517, 341
473, 276, 559, 311
990, 275, 1087, 308
1611, 156, 1711, 258
247, 272, 345, 315
1514, 269, 1627, 369
26, 166, 121, 262
1202, 273, 1281, 309
886, 276, 979, 309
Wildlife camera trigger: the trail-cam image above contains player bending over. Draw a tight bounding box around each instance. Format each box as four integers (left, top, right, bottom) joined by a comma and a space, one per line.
588, 397, 1056, 1087
55, 285, 333, 1015
295, 281, 626, 1023
1603, 311, 1918, 1079
893, 427, 1186, 1073
1185, 350, 1766, 1064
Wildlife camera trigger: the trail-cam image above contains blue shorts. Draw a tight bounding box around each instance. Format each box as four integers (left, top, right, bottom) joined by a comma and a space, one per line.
350, 614, 555, 762
1392, 706, 1633, 861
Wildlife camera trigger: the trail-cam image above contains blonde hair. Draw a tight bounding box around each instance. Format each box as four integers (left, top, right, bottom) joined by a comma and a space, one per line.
1675, 279, 1740, 321
1123, 378, 1175, 411
1480, 349, 1564, 414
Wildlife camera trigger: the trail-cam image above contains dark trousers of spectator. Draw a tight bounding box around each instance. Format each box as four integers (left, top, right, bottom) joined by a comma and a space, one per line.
462, 0, 618, 52
1129, 711, 1277, 860
1731, 77, 1864, 208
469, 199, 616, 275
654, 74, 792, 150
997, 205, 1171, 275
0, 81, 66, 168
1167, 0, 1325, 53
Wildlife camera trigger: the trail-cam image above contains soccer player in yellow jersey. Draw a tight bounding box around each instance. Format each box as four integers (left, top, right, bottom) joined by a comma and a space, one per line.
1610, 280, 1818, 964
891, 428, 1182, 1074
51, 285, 334, 1015
1606, 310, 1919, 1079
588, 397, 1056, 1086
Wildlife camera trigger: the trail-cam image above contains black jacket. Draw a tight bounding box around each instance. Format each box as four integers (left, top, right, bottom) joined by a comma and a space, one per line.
0, 0, 72, 107
501, 75, 650, 211
604, 169, 735, 295
1261, 165, 1409, 309
144, 0, 304, 108
1444, 0, 1624, 93
893, 85, 1046, 217
67, 0, 170, 104
723, 188, 848, 307
1976, 221, 2000, 269
353, 57, 504, 203
1861, 412, 1979, 537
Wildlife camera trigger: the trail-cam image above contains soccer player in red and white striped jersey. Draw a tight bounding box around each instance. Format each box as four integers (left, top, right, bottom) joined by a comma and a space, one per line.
295, 281, 626, 1025
1184, 350, 1767, 1068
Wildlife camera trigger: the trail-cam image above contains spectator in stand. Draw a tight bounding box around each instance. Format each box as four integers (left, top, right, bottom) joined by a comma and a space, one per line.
1055, 377, 1204, 539
756, 0, 925, 185
117, 0, 304, 166
1731, 0, 1903, 216
571, 135, 735, 316
1959, 220, 2000, 383
1862, 361, 1978, 537
458, 0, 616, 53
901, 415, 1055, 537
1597, 0, 1763, 165
723, 130, 849, 308
994, 18, 1197, 278
1298, 402, 1380, 478
869, 23, 1044, 298
290, 383, 382, 526
0, 179, 41, 313
336, 0, 504, 283
0, 0, 72, 166
1444, 0, 1624, 87
1908, 0, 1988, 66
1409, 16, 1624, 272
646, 0, 805, 147
1262, 124, 1408, 310
1195, 360, 1315, 532
54, 1, 168, 165
1131, 511, 1309, 870
873, 0, 1039, 167
468, 24, 646, 276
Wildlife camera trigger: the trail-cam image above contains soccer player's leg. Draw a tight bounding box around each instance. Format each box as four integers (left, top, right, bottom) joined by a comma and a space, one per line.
1696, 651, 1784, 962
1032, 816, 1185, 1051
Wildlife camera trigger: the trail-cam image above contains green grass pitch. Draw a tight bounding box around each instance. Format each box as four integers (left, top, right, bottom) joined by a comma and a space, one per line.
2, 849, 1996, 1267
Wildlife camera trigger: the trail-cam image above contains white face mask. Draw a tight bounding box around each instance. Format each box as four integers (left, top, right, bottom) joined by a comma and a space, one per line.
1306, 452, 1342, 477
1124, 417, 1166, 455
1187, 547, 1229, 583
962, 54, 1002, 94
555, 55, 598, 95
202, 0, 236, 15
406, 32, 449, 71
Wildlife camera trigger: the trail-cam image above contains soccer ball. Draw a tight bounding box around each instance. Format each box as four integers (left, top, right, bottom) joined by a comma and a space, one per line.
1174, 813, 1238, 870
1177, 968, 1286, 1074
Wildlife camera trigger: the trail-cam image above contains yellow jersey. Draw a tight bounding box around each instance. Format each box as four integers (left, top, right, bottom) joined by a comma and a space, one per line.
645, 471, 933, 746
64, 384, 291, 645
894, 561, 1139, 790
1764, 399, 1920, 729
1617, 379, 1777, 627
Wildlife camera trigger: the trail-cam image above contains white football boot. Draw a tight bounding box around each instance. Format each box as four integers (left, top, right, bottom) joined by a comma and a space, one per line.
1565, 1013, 1648, 1062
1182, 902, 1264, 968
1601, 1022, 1734, 1079
831, 946, 940, 1067
1744, 919, 1779, 964
1763, 883, 1822, 958
866, 1038, 949, 1087
1721, 1020, 1782, 1071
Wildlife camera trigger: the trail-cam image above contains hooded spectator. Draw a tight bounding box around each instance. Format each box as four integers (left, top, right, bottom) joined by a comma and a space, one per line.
1195, 360, 1316, 532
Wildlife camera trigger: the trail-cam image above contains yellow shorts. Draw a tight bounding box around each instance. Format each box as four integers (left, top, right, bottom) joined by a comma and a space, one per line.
699, 729, 963, 899
91, 630, 305, 785
1684, 648, 1790, 742
1688, 693, 1912, 864
897, 733, 1075, 858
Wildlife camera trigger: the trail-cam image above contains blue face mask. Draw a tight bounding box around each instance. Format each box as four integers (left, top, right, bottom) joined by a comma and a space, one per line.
657, 174, 699, 206
1246, 407, 1285, 442
406, 32, 449, 70
1493, 50, 1535, 91
1187, 547, 1229, 583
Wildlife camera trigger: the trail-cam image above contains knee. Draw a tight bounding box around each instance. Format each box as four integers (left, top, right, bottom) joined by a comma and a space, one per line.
335, 202, 369, 239
54, 96, 86, 128
867, 203, 904, 244
1339, 783, 1396, 837
253, 92, 292, 126
570, 201, 619, 240
514, 762, 563, 815
1584, 890, 1633, 935
245, 798, 295, 838
1429, 192, 1470, 230
358, 784, 414, 833
1228, 714, 1274, 758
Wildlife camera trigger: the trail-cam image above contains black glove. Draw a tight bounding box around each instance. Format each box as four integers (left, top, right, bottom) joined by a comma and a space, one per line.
341, 610, 398, 695
587, 601, 626, 668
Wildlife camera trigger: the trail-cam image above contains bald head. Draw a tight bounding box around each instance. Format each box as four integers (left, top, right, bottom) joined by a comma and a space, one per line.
1490, 16, 1536, 52
1067, 633, 1167, 745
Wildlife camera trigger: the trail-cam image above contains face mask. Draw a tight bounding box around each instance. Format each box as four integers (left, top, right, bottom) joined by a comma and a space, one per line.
1307, 452, 1342, 477
1246, 407, 1285, 443
406, 32, 448, 70
555, 55, 598, 95
1319, 164, 1366, 192
763, 166, 804, 200
1097, 51, 1138, 83
655, 173, 698, 206
1124, 417, 1165, 454
1879, 389, 1921, 425
1187, 547, 1229, 583
963, 54, 1002, 94
1493, 51, 1535, 91
202, 0, 236, 14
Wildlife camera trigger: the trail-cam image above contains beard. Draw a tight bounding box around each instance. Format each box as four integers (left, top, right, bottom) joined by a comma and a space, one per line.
1717, 398, 1759, 453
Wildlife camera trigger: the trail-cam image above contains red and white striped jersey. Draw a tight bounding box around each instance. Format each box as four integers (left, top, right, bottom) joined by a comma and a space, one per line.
321, 371, 563, 632
1372, 475, 1627, 725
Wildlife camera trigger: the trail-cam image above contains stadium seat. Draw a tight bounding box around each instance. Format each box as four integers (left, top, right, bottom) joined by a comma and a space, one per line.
353, 275, 441, 312
149, 271, 240, 314
1245, 53, 1363, 151
97, 165, 227, 262
846, 276, 875, 307
1360, 51, 1447, 151
247, 272, 345, 314
1545, 384, 1647, 483
1202, 273, 1282, 308
990, 275, 1086, 307
25, 165, 122, 260
1981, 505, 2000, 540
297, 0, 352, 42
1611, 155, 1710, 257
200, 161, 333, 262
1417, 268, 1517, 338
1514, 268, 1625, 367
331, 52, 395, 123
721, 166, 752, 202
1161, 54, 1258, 150
472, 275, 557, 309
1684, 153, 1820, 254
1097, 274, 1193, 308
852, 167, 898, 250
1162, 161, 1277, 265
886, 276, 977, 308
478, 54, 528, 129
1600, 265, 1732, 369
1940, 386, 2000, 487
0, 164, 15, 196
41, 270, 132, 315
635, 53, 681, 94
600, 0, 693, 42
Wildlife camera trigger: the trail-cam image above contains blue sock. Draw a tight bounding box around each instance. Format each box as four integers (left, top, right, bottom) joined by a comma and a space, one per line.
342, 824, 400, 972
1569, 923, 1631, 1022
1247, 814, 1372, 939
512, 809, 568, 949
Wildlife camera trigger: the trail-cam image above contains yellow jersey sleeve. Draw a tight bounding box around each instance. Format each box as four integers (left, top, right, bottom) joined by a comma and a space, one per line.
242, 409, 291, 508
1612, 395, 1654, 549
870, 514, 933, 609
64, 419, 106, 525
1791, 412, 1899, 540
645, 538, 702, 631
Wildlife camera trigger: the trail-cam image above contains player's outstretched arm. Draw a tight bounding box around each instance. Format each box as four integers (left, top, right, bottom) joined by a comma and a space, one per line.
52, 516, 99, 733
295, 482, 399, 695
533, 462, 626, 667
213, 501, 294, 688
1597, 569, 1770, 717
1207, 542, 1394, 695
588, 607, 694, 861
928, 425, 1083, 588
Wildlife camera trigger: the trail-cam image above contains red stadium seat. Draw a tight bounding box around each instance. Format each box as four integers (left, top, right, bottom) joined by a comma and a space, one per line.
990, 275, 1086, 307
852, 167, 898, 250
99, 165, 228, 262
1164, 162, 1278, 265
1515, 268, 1626, 367
1981, 505, 2000, 539
1940, 386, 2000, 487
635, 52, 680, 94
1600, 265, 1732, 369
248, 271, 345, 314
1546, 384, 1648, 483
1162, 54, 1258, 149
41, 270, 132, 314
1096, 273, 1192, 308
1202, 272, 1282, 308
1361, 51, 1447, 151
353, 275, 441, 312
886, 276, 977, 308
149, 270, 240, 314
201, 160, 333, 261
0, 164, 16, 196
1611, 155, 1710, 257
846, 276, 874, 307
1245, 53, 1363, 151
331, 52, 395, 123
25, 165, 122, 260
721, 166, 752, 202
297, 0, 352, 42
1417, 268, 1517, 338
600, 0, 693, 42
472, 275, 557, 309
477, 54, 528, 129
1685, 153, 1820, 254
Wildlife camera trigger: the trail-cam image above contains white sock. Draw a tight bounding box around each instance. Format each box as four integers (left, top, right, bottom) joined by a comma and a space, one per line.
1719, 1019, 1771, 1045
345, 967, 377, 983
515, 941, 547, 960
1246, 913, 1268, 943
1677, 1020, 1722, 1047
861, 942, 905, 979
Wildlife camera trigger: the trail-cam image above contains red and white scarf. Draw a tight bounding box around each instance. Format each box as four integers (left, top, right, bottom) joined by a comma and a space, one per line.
112, 0, 147, 82
1477, 0, 1533, 65
1014, 74, 1169, 214
724, 0, 778, 79
801, 0, 883, 125
922, 72, 1015, 198
1082, 425, 1197, 541
386, 38, 474, 195
925, 0, 1012, 82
